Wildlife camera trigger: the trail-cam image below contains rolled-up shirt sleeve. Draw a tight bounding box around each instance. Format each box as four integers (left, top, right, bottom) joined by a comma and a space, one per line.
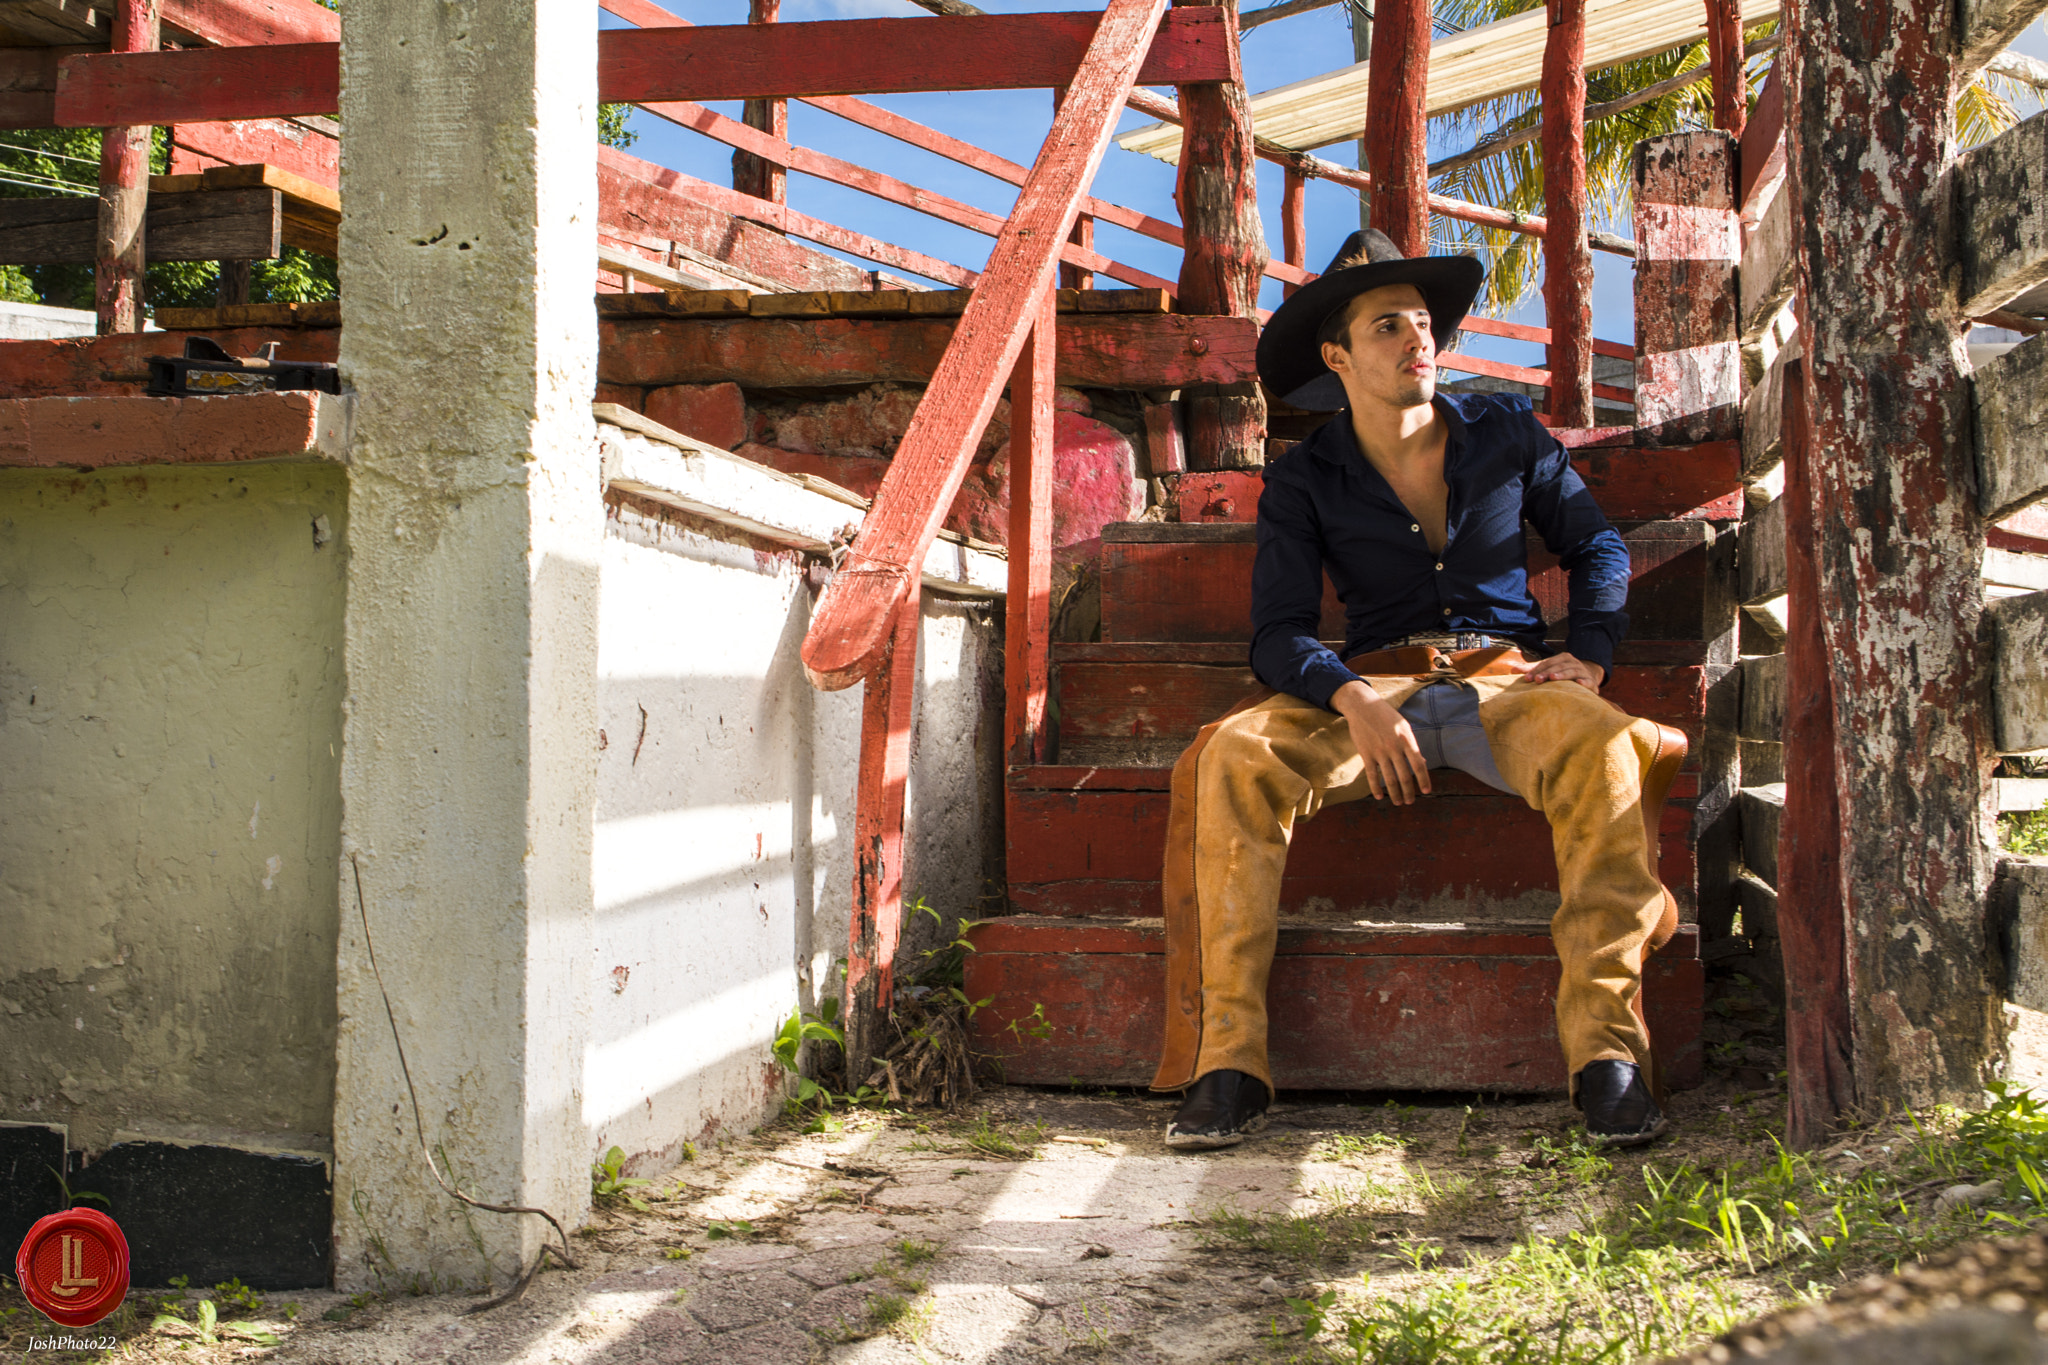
1249, 467, 1361, 710
1520, 423, 1630, 677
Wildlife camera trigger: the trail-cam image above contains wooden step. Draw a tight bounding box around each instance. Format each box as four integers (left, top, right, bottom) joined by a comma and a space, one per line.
1006, 778, 1699, 919
1051, 644, 1710, 769
1096, 520, 1723, 645
962, 916, 1704, 1092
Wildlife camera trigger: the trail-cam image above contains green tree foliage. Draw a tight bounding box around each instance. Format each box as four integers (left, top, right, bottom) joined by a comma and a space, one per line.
599, 104, 639, 151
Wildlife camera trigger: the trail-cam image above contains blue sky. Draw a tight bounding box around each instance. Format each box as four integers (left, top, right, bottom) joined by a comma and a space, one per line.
605, 3, 2048, 371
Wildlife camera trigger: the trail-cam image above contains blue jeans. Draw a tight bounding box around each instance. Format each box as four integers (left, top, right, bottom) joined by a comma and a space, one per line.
1396, 681, 1516, 794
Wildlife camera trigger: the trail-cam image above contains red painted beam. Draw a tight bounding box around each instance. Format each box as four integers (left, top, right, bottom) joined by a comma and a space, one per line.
1362, 0, 1430, 254
170, 118, 338, 187
161, 0, 337, 48
843, 591, 921, 1085
733, 0, 788, 206
51, 10, 1236, 127
801, 0, 1171, 690
1281, 166, 1306, 300
597, 9, 1236, 103
1704, 0, 1746, 136
1541, 0, 1595, 427
1737, 69, 1784, 216
1774, 360, 1853, 1146
95, 0, 155, 336
1457, 313, 1632, 361
1006, 288, 1057, 764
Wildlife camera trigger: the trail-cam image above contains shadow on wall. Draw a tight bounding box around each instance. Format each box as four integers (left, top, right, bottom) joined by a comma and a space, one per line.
588, 503, 1003, 1175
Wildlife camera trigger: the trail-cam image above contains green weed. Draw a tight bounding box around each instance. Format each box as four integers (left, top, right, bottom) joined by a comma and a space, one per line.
591, 1145, 651, 1211
965, 1113, 1046, 1159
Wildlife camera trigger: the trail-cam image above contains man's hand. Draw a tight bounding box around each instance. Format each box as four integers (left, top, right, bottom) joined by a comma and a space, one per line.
1331, 680, 1431, 804
1517, 652, 1605, 692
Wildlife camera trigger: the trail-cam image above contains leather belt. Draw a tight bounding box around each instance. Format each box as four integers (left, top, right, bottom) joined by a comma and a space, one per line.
1342, 642, 1532, 680
1384, 632, 1500, 650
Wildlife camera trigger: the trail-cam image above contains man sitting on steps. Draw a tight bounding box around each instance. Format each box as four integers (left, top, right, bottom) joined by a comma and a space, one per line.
1152, 229, 1687, 1151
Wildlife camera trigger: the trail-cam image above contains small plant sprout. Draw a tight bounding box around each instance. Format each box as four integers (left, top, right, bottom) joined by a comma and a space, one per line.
591, 1145, 652, 1210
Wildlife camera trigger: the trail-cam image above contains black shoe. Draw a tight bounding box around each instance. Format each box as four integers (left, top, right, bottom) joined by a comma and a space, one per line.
1575, 1060, 1669, 1148
1165, 1069, 1270, 1150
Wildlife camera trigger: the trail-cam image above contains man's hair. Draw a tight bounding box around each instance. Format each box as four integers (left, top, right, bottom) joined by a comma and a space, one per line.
1314, 245, 1378, 352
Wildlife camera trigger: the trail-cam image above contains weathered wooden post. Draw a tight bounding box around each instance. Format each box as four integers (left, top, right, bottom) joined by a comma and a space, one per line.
1775, 355, 1856, 1145
1361, 0, 1428, 254
1172, 0, 1267, 471
1780, 0, 2000, 1110
1281, 165, 1306, 299
1006, 286, 1057, 764
843, 590, 922, 1088
95, 0, 157, 334
1633, 132, 1739, 444
1055, 89, 1097, 289
1705, 0, 1746, 137
1540, 0, 1593, 427
732, 0, 788, 204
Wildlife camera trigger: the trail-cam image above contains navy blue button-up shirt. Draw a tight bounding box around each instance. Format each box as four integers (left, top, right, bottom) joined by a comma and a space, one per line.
1250, 391, 1631, 710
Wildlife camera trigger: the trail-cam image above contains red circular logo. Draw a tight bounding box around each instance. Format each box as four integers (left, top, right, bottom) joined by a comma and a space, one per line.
14, 1208, 130, 1328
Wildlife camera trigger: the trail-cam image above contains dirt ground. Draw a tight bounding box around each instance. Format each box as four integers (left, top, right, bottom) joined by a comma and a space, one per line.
22, 1070, 1796, 1365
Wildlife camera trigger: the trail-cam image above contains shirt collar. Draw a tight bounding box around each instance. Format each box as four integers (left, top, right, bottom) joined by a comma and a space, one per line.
1305, 392, 1474, 467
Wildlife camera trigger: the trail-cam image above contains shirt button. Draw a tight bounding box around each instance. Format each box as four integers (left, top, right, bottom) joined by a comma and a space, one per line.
1435, 562, 1444, 571
1442, 608, 1452, 616
1411, 523, 1421, 533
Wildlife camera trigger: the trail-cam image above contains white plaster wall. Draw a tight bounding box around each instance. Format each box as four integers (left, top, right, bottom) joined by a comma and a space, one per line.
588, 500, 1000, 1169
0, 464, 347, 1154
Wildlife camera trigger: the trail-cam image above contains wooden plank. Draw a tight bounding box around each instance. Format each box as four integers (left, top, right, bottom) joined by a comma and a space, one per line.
2002, 777, 2048, 812
1988, 547, 2048, 591
1552, 440, 1741, 520
1633, 132, 1740, 444
1740, 491, 1786, 605
1541, 0, 1594, 428
0, 187, 279, 265
1738, 782, 1782, 887
159, 0, 336, 48
1737, 70, 1785, 215
637, 94, 1177, 295
1457, 312, 1634, 361
1740, 183, 1795, 340
1361, 0, 1430, 254
1738, 650, 1785, 743
1007, 788, 1697, 917
1991, 589, 2048, 753
1741, 338, 1791, 478
169, 119, 338, 192
1794, 0, 2001, 1113
1972, 335, 2048, 520
1006, 287, 1056, 764
962, 920, 1703, 1090
596, 312, 1255, 390
1143, 401, 1187, 475
0, 0, 106, 44
1958, 112, 2048, 318
154, 300, 339, 330
1959, 0, 2048, 85
54, 42, 337, 127
598, 146, 873, 295
600, 8, 1233, 103
732, 0, 787, 205
0, 46, 77, 128
803, 0, 1174, 689
1099, 522, 1715, 644
1280, 166, 1305, 299
842, 591, 921, 1088
1172, 0, 1266, 473
1056, 659, 1709, 761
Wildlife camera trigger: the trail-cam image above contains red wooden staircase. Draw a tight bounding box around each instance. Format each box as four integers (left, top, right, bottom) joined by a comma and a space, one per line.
965, 512, 1715, 1093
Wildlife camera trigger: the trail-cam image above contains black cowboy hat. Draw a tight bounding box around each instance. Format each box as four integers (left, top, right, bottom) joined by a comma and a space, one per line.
1256, 228, 1485, 411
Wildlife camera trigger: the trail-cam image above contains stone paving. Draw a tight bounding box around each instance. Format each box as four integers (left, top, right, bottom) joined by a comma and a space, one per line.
201, 1081, 1694, 1364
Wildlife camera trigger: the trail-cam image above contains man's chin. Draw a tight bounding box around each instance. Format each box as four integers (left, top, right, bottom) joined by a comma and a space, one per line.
1395, 375, 1435, 408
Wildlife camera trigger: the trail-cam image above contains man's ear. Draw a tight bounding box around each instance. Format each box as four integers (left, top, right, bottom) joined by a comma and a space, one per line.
1320, 339, 1351, 374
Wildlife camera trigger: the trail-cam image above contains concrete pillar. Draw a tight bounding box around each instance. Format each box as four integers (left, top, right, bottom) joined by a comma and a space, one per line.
333, 0, 600, 1290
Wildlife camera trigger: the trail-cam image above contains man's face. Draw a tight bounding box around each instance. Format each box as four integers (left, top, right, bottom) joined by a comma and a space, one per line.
1319, 283, 1436, 413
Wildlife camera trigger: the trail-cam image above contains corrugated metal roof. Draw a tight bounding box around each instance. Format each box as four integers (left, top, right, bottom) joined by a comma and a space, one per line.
1117, 0, 1778, 163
